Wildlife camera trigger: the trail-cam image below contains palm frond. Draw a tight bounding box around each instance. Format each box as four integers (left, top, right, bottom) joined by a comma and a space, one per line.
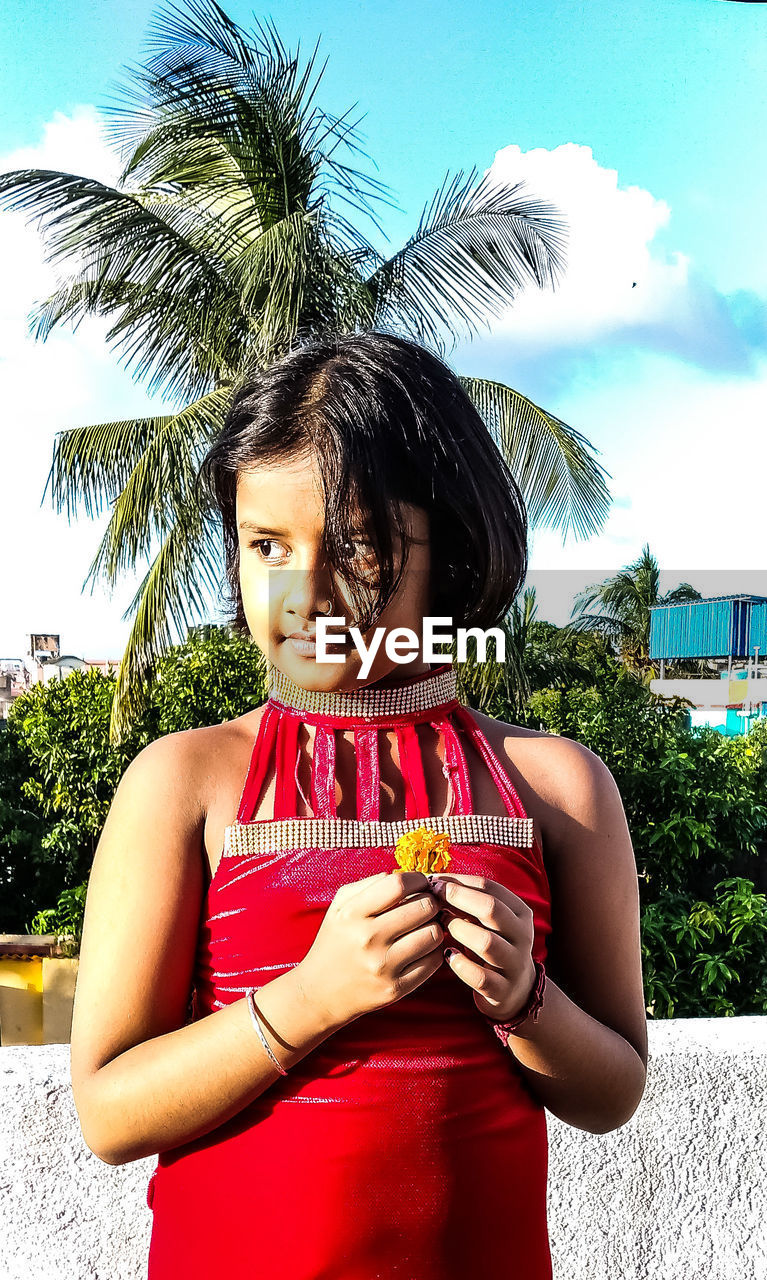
0, 168, 238, 400
108, 492, 224, 742
368, 166, 568, 352
662, 584, 702, 605
41, 388, 228, 527
79, 389, 230, 584
460, 376, 612, 541
0, 0, 620, 736
565, 545, 703, 673
108, 1, 396, 237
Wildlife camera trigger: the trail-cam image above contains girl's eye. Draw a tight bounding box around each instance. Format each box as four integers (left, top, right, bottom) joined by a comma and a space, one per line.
340, 539, 377, 566
340, 541, 380, 585
249, 538, 287, 564
340, 537, 374, 557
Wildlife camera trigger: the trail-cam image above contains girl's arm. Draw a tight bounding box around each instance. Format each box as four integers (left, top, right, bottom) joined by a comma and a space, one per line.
69, 732, 346, 1167
501, 734, 648, 1133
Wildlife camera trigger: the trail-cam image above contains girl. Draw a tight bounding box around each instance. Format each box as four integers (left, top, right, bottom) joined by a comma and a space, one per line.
70, 330, 648, 1280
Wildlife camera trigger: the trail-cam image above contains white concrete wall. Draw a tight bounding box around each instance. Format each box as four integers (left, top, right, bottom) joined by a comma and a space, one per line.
1, 1018, 765, 1280
651, 676, 767, 708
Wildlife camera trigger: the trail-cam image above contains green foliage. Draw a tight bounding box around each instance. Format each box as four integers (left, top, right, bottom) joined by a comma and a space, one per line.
521, 677, 767, 1017
523, 681, 767, 901
0, 719, 48, 932
143, 623, 268, 735
2, 625, 266, 938
28, 881, 88, 958
458, 599, 645, 723
566, 542, 702, 678
642, 878, 767, 1018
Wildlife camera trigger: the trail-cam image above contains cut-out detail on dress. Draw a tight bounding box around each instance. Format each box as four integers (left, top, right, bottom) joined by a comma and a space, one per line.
235, 661, 532, 829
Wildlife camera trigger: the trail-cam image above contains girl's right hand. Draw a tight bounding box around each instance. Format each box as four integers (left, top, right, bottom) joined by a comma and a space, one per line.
295, 871, 445, 1029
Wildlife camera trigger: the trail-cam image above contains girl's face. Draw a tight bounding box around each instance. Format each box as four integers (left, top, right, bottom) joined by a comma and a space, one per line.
236, 449, 432, 689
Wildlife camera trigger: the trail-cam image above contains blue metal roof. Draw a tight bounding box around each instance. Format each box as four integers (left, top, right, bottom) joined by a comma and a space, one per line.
649, 595, 767, 659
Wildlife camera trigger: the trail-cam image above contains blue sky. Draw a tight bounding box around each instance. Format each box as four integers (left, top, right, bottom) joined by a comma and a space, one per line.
1, 0, 766, 656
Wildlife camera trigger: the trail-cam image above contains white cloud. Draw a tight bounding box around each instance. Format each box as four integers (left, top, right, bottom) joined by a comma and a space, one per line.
450, 144, 767, 587
524, 349, 767, 585
2, 104, 124, 183
0, 105, 133, 420
483, 143, 764, 375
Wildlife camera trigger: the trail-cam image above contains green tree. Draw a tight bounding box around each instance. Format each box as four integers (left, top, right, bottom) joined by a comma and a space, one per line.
453, 589, 538, 718
0, 721, 48, 932
522, 618, 637, 695
0, 0, 611, 744
0, 625, 265, 933
143, 621, 268, 736
566, 543, 701, 678
526, 682, 767, 1017
455, 588, 637, 720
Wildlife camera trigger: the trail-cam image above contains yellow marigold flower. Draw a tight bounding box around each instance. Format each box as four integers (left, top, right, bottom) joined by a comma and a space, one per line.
394, 827, 452, 874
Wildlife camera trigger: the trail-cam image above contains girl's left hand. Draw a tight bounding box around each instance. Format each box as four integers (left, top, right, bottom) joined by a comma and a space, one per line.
430, 873, 538, 1022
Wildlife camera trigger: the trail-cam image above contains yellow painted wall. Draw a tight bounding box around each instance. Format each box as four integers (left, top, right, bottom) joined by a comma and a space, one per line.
0, 955, 80, 1045
42, 958, 79, 1043
0, 957, 44, 1045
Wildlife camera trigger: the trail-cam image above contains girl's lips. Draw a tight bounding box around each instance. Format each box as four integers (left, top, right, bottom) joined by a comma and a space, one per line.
286, 634, 317, 655
284, 631, 351, 656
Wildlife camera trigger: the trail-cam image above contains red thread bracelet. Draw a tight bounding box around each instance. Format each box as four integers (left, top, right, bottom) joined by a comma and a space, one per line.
485, 960, 547, 1046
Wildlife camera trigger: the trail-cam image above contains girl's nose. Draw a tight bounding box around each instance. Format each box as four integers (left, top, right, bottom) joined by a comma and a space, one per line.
282, 566, 337, 619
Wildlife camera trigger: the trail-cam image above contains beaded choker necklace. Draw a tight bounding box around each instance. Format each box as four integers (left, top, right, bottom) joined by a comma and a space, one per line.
266, 660, 459, 725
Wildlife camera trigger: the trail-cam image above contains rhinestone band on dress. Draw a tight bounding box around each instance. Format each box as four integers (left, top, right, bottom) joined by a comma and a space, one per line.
223, 812, 534, 857
267, 662, 458, 721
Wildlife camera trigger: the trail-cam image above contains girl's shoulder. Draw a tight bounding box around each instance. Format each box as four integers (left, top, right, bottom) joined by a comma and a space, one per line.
131, 704, 271, 832
466, 707, 614, 865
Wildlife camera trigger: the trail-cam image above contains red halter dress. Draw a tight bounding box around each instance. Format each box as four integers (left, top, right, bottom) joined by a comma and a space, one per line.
146, 661, 553, 1280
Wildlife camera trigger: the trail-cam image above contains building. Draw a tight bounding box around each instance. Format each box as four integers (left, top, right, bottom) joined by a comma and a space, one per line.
649, 595, 767, 736
0, 635, 121, 720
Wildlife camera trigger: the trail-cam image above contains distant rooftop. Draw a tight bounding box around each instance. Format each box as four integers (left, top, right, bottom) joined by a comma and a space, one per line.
650, 594, 767, 608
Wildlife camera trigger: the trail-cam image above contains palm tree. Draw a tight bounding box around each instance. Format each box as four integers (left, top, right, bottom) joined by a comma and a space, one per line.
0, 0, 611, 742
455, 588, 538, 718
457, 588, 626, 719
566, 543, 701, 679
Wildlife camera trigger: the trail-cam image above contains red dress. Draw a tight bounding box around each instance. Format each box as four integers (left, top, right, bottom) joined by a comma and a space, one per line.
146, 662, 553, 1279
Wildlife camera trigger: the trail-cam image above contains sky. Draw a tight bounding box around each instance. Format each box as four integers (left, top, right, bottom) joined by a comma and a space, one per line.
1, 0, 766, 658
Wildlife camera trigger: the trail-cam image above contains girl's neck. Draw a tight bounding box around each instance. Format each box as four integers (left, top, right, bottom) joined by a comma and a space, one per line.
366, 657, 432, 688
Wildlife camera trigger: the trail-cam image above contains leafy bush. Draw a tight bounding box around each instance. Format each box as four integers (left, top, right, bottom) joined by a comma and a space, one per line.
522, 680, 767, 1016
3, 624, 266, 937
142, 622, 268, 736
9, 667, 139, 899
28, 881, 88, 959
0, 719, 49, 932
642, 877, 767, 1017
523, 682, 767, 897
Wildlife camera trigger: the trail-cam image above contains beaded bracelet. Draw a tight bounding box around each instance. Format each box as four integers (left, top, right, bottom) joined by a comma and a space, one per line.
245, 987, 288, 1076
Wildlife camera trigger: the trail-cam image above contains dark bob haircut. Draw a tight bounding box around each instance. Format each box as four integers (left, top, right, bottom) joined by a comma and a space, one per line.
198, 329, 528, 637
